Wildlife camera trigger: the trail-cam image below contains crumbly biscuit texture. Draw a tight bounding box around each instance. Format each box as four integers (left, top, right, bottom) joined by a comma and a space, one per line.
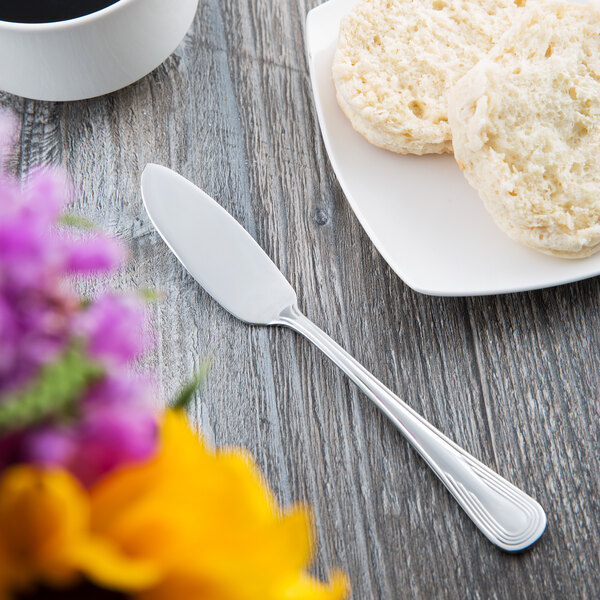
449, 1, 600, 257
332, 0, 528, 155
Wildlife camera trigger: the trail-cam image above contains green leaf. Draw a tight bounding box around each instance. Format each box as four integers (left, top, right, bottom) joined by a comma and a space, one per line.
171, 359, 211, 411
138, 288, 165, 303
59, 214, 97, 230
0, 344, 104, 433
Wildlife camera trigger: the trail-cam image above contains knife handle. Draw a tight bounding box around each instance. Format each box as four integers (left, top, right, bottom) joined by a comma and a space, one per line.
276, 304, 546, 552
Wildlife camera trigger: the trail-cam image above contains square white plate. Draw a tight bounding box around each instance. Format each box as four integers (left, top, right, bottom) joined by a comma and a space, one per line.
306, 0, 600, 296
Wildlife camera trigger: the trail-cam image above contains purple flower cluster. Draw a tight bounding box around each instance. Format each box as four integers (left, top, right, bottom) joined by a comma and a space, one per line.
0, 115, 158, 486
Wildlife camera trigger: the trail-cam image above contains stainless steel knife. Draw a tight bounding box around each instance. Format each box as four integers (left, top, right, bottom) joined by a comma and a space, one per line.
141, 163, 546, 552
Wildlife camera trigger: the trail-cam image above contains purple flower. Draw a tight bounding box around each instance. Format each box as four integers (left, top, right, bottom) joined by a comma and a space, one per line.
73, 401, 158, 486
0, 113, 160, 485
74, 293, 151, 366
0, 171, 75, 390
22, 428, 75, 468
62, 234, 125, 274
24, 374, 158, 487
0, 164, 130, 393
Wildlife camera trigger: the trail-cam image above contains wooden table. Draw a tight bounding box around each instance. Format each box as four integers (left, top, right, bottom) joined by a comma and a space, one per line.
2, 1, 599, 597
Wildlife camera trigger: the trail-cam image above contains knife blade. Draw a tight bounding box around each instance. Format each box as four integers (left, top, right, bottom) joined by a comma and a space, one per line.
142, 163, 296, 325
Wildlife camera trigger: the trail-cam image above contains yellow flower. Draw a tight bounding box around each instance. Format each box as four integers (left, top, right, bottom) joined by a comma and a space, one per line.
0, 466, 157, 600
90, 411, 349, 600
0, 412, 349, 600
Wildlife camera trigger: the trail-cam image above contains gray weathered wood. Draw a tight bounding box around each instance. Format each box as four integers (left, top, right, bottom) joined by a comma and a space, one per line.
2, 1, 599, 597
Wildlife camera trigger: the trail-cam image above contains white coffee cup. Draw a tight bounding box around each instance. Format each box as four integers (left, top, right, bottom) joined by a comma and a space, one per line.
0, 0, 199, 102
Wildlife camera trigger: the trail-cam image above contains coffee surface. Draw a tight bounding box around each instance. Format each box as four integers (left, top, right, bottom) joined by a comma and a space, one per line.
0, 0, 120, 23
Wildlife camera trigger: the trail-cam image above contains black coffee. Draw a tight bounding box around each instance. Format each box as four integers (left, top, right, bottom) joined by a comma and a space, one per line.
0, 0, 121, 23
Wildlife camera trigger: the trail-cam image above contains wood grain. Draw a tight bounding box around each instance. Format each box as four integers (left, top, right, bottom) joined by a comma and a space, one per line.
2, 0, 599, 597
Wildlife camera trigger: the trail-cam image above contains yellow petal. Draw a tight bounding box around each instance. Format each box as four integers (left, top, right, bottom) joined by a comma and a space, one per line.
212, 450, 278, 522
88, 411, 350, 600
75, 538, 160, 592
281, 571, 350, 600
0, 466, 88, 591
0, 466, 160, 597
90, 411, 210, 532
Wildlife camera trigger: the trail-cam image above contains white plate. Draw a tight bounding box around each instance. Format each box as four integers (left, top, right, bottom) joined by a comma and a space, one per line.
306, 0, 600, 296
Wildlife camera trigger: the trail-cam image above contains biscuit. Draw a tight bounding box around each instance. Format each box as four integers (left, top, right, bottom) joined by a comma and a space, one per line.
448, 1, 600, 258
332, 0, 528, 155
